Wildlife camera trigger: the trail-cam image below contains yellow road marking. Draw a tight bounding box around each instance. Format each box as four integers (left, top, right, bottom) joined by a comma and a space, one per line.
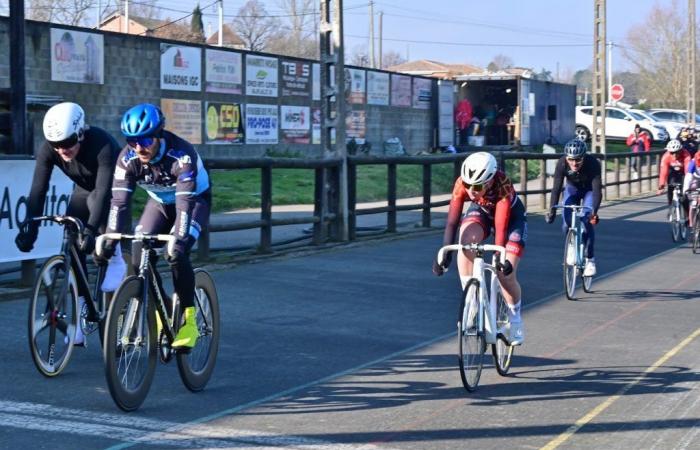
540, 326, 700, 450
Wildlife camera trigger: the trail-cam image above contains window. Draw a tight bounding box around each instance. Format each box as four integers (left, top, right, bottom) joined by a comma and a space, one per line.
606, 109, 627, 120
653, 111, 673, 120
580, 108, 592, 115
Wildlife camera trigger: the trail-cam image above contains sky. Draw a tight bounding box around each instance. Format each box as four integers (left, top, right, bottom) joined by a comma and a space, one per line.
6, 0, 694, 77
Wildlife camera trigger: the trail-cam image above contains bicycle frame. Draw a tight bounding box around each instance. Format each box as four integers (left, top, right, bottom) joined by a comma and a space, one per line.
554, 205, 592, 269
438, 243, 507, 344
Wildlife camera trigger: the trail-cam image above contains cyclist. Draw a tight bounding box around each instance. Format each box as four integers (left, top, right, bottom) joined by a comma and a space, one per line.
682, 153, 700, 228
545, 138, 602, 277
432, 151, 527, 346
15, 102, 126, 345
657, 139, 691, 224
679, 128, 697, 156
103, 103, 211, 350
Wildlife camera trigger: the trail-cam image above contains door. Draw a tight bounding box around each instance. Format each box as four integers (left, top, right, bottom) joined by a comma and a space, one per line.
519, 78, 530, 146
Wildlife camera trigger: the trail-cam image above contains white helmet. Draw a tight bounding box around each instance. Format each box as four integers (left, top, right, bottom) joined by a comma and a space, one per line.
42, 102, 85, 143
461, 152, 498, 185
666, 139, 682, 153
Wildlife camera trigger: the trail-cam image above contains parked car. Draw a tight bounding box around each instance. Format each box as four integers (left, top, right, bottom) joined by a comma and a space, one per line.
646, 109, 700, 128
576, 106, 669, 143
628, 109, 684, 140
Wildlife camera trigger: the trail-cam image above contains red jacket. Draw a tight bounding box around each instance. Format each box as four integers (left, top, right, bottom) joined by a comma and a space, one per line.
455, 99, 473, 131
626, 132, 651, 153
658, 150, 691, 187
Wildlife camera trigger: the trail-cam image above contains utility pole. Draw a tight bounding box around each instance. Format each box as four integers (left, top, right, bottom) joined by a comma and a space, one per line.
218, 0, 224, 47
607, 41, 613, 104
97, 0, 101, 28
592, 0, 606, 156
378, 11, 383, 69
688, 0, 696, 127
124, 0, 129, 34
320, 0, 348, 241
369, 1, 375, 68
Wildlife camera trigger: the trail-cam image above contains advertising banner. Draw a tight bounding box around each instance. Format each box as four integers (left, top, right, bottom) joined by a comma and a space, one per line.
205, 49, 242, 94
50, 28, 104, 84
346, 110, 366, 143
0, 161, 72, 263
205, 102, 244, 144
345, 68, 366, 104
366, 71, 389, 106
413, 78, 432, 109
438, 80, 455, 146
312, 63, 321, 101
246, 55, 278, 97
391, 74, 411, 107
312, 107, 321, 144
160, 44, 201, 91
245, 104, 278, 144
280, 105, 311, 144
281, 59, 311, 97
160, 99, 202, 144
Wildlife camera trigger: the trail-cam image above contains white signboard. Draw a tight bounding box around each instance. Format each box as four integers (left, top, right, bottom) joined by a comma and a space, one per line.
438, 80, 454, 146
280, 105, 311, 144
0, 161, 73, 263
312, 63, 321, 101
246, 55, 279, 97
50, 28, 104, 84
413, 78, 432, 109
366, 71, 390, 106
205, 49, 242, 94
245, 104, 279, 144
160, 44, 201, 91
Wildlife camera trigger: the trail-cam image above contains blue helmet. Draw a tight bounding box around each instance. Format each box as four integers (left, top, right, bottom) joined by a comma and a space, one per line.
121, 103, 165, 138
564, 138, 587, 158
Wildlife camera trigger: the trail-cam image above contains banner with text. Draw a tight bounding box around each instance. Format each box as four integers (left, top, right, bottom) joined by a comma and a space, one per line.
281, 59, 311, 98
205, 102, 244, 144
160, 44, 201, 91
312, 63, 321, 101
280, 105, 311, 144
160, 99, 202, 144
0, 161, 73, 263
312, 107, 321, 144
50, 28, 104, 84
412, 78, 432, 109
245, 104, 278, 144
346, 110, 366, 143
391, 74, 411, 107
345, 68, 366, 104
246, 55, 278, 97
366, 71, 389, 106
205, 49, 242, 94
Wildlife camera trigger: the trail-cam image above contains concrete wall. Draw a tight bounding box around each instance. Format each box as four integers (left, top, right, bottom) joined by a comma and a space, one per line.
0, 18, 434, 158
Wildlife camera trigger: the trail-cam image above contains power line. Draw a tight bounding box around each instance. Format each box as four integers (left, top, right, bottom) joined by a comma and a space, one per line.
345, 33, 591, 48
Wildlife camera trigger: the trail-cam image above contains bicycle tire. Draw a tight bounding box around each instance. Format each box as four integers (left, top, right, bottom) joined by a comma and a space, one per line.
680, 205, 688, 240
694, 212, 700, 254
670, 204, 681, 242
563, 230, 578, 300
582, 275, 594, 293
28, 255, 79, 377
103, 276, 156, 412
491, 284, 513, 376
458, 278, 485, 392
176, 270, 220, 392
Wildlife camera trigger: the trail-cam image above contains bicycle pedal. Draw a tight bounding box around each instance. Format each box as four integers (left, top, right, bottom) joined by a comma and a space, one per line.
174, 346, 193, 355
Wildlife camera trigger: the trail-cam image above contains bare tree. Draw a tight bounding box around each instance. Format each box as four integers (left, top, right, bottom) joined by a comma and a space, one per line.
266, 0, 318, 59
622, 1, 689, 108
28, 0, 96, 26
232, 0, 278, 52
348, 44, 370, 67
381, 50, 406, 69
487, 54, 514, 72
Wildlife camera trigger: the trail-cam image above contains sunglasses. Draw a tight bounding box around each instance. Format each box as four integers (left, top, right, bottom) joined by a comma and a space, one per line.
49, 134, 79, 150
126, 136, 156, 149
566, 157, 583, 163
464, 182, 486, 192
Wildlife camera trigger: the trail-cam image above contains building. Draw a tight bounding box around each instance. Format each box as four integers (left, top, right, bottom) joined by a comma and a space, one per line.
99, 13, 169, 36
206, 25, 245, 50
386, 60, 482, 79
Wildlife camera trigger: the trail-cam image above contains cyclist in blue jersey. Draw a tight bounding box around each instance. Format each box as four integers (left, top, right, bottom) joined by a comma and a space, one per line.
102, 103, 211, 350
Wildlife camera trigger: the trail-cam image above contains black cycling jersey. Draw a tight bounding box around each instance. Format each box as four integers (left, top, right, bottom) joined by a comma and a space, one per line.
549, 154, 602, 213
26, 126, 120, 234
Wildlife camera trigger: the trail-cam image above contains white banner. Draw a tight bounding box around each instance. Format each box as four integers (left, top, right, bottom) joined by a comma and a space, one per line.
413, 78, 432, 109
367, 71, 389, 105
438, 80, 454, 146
50, 28, 104, 84
245, 104, 279, 144
246, 55, 279, 97
205, 49, 242, 94
0, 161, 73, 263
160, 44, 202, 91
312, 63, 321, 101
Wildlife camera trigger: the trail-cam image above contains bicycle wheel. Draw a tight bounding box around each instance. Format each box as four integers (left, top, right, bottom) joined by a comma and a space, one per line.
680, 205, 688, 240
176, 270, 220, 392
103, 276, 156, 412
694, 212, 700, 254
491, 284, 513, 376
28, 255, 79, 377
563, 230, 578, 300
670, 203, 681, 242
582, 274, 594, 293
458, 279, 485, 392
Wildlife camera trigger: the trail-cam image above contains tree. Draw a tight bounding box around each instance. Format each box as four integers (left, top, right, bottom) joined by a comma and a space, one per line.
266, 0, 318, 59
190, 4, 205, 42
381, 50, 406, 69
349, 45, 370, 67
487, 54, 514, 72
232, 0, 278, 52
534, 67, 553, 81
27, 0, 96, 26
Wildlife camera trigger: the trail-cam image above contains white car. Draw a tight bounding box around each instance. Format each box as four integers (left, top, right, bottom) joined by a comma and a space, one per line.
575, 106, 669, 143
646, 109, 700, 133
628, 109, 684, 140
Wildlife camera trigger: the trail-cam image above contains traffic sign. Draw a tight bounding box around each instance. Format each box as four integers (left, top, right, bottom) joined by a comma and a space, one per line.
611, 84, 624, 102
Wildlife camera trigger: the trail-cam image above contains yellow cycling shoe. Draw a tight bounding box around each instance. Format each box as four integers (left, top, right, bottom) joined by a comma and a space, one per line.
172, 306, 198, 350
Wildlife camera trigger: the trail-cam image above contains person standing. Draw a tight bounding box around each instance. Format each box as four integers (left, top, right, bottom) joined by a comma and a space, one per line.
625, 123, 651, 177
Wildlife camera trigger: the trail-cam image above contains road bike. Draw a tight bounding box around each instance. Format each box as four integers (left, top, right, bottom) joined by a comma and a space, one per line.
97, 232, 220, 411
688, 191, 700, 253
26, 215, 109, 377
667, 183, 687, 242
437, 243, 513, 392
554, 204, 593, 300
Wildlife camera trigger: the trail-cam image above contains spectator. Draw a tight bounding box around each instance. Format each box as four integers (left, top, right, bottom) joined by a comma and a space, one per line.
455, 98, 473, 147
625, 123, 651, 177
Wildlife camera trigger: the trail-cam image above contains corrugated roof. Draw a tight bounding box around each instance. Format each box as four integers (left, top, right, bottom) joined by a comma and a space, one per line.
387, 59, 481, 75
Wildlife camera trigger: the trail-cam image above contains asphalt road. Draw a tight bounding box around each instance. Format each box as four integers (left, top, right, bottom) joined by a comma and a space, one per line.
1, 193, 699, 450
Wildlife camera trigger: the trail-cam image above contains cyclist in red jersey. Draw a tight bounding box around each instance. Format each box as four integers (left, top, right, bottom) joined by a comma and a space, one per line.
657, 139, 691, 223
432, 152, 527, 345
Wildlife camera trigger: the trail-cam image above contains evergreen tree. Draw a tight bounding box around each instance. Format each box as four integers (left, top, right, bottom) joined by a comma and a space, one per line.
191, 4, 205, 40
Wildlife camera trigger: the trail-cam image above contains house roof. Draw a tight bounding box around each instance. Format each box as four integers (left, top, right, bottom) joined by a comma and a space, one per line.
100, 13, 169, 32
386, 59, 482, 79
206, 25, 244, 46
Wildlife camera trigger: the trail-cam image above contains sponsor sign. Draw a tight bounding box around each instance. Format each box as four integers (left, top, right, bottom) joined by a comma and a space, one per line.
438, 80, 455, 146
0, 161, 73, 263
246, 55, 278, 97
280, 105, 311, 144
160, 99, 202, 144
205, 102, 244, 144
312, 107, 321, 144
391, 74, 411, 107
346, 110, 366, 143
50, 28, 104, 84
367, 71, 389, 106
413, 78, 432, 109
205, 49, 242, 94
312, 63, 321, 101
281, 59, 311, 97
160, 44, 201, 91
245, 104, 278, 144
345, 68, 366, 104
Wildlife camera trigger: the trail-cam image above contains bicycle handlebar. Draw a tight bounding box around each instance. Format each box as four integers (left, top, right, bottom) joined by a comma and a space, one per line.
29, 215, 85, 234
96, 232, 177, 259
437, 243, 507, 269
553, 204, 592, 213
